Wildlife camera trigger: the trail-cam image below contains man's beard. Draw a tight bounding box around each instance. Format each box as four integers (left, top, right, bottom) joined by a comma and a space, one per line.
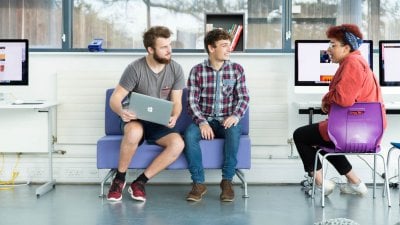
153, 51, 171, 64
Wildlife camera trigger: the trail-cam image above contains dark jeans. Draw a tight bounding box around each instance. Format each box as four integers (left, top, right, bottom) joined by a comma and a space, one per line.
293, 123, 352, 175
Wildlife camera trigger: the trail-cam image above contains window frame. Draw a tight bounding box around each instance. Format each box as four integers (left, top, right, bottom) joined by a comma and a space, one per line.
28, 0, 383, 53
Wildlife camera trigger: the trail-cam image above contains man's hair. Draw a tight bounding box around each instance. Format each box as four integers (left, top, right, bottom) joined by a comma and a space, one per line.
204, 29, 232, 54
143, 26, 172, 50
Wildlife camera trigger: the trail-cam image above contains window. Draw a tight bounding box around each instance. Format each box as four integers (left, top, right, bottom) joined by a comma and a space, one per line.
366, 0, 400, 47
0, 0, 62, 48
2, 0, 400, 51
247, 0, 283, 49
292, 0, 400, 49
72, 0, 248, 50
291, 0, 338, 46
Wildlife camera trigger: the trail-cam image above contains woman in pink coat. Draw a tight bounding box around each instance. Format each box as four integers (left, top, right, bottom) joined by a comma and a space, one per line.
293, 24, 386, 196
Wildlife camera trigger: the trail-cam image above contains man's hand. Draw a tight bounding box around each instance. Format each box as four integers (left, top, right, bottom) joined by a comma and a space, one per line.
120, 109, 137, 122
167, 116, 178, 128
200, 124, 215, 140
222, 116, 239, 129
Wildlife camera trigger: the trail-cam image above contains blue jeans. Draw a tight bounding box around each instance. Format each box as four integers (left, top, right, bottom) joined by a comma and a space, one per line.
184, 119, 242, 183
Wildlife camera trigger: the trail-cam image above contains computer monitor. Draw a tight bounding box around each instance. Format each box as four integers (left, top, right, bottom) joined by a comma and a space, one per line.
379, 40, 400, 86
0, 39, 29, 85
295, 40, 373, 86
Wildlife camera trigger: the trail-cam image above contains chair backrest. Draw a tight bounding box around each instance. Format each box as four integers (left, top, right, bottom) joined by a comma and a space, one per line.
327, 102, 383, 153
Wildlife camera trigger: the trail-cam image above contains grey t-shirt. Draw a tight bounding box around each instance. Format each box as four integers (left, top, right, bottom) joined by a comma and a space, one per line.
119, 57, 185, 100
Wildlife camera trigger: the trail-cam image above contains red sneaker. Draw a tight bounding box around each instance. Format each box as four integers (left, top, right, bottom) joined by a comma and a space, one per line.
107, 178, 126, 201
128, 181, 146, 201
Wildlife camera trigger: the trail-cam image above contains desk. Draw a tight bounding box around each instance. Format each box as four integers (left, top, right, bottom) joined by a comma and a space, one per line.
298, 102, 400, 124
0, 101, 57, 197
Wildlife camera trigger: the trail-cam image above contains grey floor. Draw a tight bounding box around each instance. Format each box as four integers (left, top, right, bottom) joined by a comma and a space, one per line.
0, 183, 399, 225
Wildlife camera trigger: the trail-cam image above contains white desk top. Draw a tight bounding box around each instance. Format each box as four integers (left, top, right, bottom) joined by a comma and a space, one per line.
0, 100, 58, 109
385, 102, 400, 109
296, 101, 321, 108
296, 101, 400, 109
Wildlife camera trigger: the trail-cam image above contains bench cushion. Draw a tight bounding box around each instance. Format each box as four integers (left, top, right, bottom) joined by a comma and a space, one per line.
97, 135, 251, 169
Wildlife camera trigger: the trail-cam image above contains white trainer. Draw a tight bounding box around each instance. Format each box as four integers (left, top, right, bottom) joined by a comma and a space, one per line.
340, 181, 368, 195
316, 179, 336, 196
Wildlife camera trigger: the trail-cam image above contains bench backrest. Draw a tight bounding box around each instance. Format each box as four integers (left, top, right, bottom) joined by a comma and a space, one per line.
105, 88, 249, 135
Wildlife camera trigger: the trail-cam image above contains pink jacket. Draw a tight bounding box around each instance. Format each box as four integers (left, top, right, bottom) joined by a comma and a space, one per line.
319, 50, 387, 141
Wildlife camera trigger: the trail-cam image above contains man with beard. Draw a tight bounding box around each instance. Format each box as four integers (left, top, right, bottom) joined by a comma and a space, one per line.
107, 26, 185, 202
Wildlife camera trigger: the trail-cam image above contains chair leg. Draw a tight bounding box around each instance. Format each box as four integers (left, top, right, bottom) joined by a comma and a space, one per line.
311, 149, 324, 199
384, 147, 395, 197
99, 169, 117, 198
377, 154, 391, 207
373, 155, 376, 198
398, 155, 400, 205
321, 154, 329, 208
385, 146, 399, 205
235, 169, 249, 198
311, 151, 391, 207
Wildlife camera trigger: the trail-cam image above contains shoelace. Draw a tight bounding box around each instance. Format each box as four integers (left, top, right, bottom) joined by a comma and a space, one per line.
221, 181, 233, 191
110, 180, 124, 193
133, 182, 145, 193
191, 184, 203, 193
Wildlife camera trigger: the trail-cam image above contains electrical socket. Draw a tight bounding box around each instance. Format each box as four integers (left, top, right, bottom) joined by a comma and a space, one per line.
28, 168, 46, 178
85, 168, 99, 178
63, 168, 84, 178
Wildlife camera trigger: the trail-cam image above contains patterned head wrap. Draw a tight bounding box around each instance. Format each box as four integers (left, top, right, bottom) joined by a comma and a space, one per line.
343, 31, 363, 51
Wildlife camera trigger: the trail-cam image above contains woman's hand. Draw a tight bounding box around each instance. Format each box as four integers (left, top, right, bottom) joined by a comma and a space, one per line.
321, 100, 330, 113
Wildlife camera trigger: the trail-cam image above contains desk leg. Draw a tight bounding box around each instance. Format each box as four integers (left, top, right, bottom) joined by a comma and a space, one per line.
308, 108, 314, 125
36, 106, 56, 197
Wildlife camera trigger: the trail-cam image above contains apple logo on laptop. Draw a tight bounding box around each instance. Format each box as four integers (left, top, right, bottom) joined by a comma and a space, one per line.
147, 107, 153, 113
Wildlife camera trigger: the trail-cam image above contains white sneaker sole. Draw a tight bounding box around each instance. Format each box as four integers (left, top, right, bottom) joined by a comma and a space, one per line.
106, 182, 126, 201
340, 189, 368, 195
186, 190, 207, 202
128, 186, 146, 202
340, 183, 368, 195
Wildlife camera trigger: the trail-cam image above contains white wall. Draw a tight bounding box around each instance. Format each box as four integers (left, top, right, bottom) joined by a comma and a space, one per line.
0, 52, 399, 185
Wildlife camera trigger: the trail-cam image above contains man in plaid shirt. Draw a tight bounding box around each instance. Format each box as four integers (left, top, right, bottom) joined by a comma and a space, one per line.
184, 29, 250, 202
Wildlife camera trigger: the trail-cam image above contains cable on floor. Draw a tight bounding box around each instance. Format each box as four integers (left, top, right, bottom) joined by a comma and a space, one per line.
0, 153, 28, 190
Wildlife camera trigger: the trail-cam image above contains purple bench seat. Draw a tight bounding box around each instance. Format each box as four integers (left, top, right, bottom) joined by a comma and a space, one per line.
97, 88, 251, 197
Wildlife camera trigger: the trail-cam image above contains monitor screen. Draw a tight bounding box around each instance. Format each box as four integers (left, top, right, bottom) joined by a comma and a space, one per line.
295, 40, 373, 86
379, 40, 400, 86
0, 39, 29, 85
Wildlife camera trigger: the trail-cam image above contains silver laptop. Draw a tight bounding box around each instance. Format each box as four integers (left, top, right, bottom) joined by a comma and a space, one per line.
128, 92, 173, 126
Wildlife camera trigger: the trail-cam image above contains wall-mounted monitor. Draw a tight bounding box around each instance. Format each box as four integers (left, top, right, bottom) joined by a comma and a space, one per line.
379, 40, 400, 87
295, 40, 373, 86
0, 39, 29, 85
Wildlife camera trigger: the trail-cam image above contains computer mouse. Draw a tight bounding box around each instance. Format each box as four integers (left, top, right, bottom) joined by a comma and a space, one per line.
14, 99, 24, 104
